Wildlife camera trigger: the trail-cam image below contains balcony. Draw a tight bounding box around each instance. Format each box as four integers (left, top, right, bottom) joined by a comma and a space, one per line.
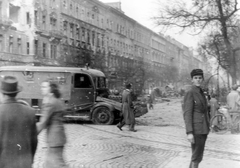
0, 18, 13, 31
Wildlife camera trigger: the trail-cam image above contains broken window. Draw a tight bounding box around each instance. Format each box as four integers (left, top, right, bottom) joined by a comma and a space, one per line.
9, 4, 19, 23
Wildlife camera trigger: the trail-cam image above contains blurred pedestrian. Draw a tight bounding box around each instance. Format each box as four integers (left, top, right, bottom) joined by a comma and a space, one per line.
182, 69, 210, 168
117, 83, 137, 132
226, 84, 240, 126
0, 76, 38, 168
209, 93, 219, 119
148, 95, 154, 109
37, 81, 68, 168
226, 84, 240, 112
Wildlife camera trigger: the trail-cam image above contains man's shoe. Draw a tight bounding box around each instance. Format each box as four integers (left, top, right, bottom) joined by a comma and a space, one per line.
117, 125, 122, 131
129, 129, 137, 132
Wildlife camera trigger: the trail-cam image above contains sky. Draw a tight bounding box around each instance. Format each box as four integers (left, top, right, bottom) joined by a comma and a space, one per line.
99, 0, 200, 49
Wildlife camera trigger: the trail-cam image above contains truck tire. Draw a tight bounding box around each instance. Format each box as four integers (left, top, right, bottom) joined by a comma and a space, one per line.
92, 106, 114, 125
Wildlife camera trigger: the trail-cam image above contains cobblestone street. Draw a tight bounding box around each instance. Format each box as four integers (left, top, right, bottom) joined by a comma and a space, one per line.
33, 99, 240, 168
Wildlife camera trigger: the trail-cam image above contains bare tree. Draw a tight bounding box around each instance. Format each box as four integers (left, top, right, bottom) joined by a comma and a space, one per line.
153, 0, 240, 84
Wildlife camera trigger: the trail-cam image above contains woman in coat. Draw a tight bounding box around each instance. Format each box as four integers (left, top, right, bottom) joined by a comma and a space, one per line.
37, 81, 67, 168
117, 83, 137, 132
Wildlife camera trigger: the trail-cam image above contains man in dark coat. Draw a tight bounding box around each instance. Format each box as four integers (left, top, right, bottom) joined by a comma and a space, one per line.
117, 83, 137, 132
183, 69, 210, 168
0, 76, 38, 168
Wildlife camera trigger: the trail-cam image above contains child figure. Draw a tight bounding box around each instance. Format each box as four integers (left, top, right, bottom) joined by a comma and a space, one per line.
148, 95, 154, 109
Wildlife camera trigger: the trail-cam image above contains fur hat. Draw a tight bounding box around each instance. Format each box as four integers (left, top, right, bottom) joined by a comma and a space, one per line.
190, 69, 204, 78
0, 76, 22, 94
125, 82, 132, 89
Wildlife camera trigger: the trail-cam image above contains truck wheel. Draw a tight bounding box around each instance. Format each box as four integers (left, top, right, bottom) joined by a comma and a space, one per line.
92, 107, 114, 125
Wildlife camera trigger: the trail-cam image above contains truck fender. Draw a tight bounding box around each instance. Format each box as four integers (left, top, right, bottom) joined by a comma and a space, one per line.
90, 102, 115, 119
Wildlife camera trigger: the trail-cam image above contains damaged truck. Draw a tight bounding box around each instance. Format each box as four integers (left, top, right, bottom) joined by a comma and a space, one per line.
0, 66, 148, 125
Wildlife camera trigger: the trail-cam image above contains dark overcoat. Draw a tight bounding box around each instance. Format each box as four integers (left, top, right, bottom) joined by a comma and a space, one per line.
183, 85, 210, 135
0, 98, 38, 168
122, 89, 135, 125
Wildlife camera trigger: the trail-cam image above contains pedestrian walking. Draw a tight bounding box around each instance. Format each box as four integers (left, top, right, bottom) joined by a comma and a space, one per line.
182, 69, 210, 168
226, 84, 240, 126
117, 83, 137, 132
0, 76, 38, 168
37, 80, 68, 168
227, 84, 240, 112
209, 93, 219, 120
148, 95, 154, 109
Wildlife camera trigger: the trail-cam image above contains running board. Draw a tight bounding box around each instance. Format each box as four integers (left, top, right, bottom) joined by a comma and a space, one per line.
64, 115, 90, 120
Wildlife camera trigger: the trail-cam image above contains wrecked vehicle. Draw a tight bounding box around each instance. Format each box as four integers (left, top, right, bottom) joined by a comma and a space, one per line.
0, 66, 148, 125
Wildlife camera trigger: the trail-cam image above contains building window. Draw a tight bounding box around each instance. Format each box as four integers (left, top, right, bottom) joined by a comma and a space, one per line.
0, 34, 3, 52
9, 4, 19, 23
97, 33, 100, 46
76, 26, 80, 40
50, 44, 57, 59
34, 40, 38, 55
63, 0, 66, 8
92, 31, 95, 46
27, 42, 30, 54
26, 12, 30, 25
9, 36, 13, 53
102, 35, 104, 47
50, 17, 57, 30
43, 43, 47, 57
17, 38, 21, 54
63, 21, 68, 35
70, 23, 74, 38
87, 30, 90, 43
42, 15, 46, 29
76, 7, 79, 15
81, 28, 85, 42
34, 10, 38, 25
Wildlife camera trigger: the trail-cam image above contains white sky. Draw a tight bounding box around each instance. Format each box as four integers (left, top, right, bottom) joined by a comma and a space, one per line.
99, 0, 200, 49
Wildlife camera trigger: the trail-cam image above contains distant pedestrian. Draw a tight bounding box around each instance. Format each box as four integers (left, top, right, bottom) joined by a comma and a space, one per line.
227, 84, 240, 112
182, 69, 210, 168
148, 95, 154, 109
0, 76, 38, 168
209, 93, 219, 119
117, 83, 137, 132
37, 81, 68, 168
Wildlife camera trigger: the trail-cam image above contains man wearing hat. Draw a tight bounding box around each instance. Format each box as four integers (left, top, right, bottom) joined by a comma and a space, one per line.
117, 82, 137, 132
182, 69, 210, 168
0, 76, 38, 168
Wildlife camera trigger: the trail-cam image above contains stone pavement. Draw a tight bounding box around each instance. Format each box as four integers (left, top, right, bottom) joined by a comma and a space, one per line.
33, 123, 240, 168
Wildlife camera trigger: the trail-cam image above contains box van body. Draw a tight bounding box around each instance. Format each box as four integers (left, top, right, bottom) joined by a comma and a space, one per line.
0, 66, 122, 125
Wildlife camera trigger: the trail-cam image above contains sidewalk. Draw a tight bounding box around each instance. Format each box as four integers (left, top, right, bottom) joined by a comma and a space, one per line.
33, 124, 240, 168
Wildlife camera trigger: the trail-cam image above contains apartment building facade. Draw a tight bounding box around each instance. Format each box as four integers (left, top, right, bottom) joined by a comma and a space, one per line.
0, 0, 204, 90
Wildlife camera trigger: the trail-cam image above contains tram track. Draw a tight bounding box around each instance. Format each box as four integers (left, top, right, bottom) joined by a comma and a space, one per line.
80, 124, 240, 162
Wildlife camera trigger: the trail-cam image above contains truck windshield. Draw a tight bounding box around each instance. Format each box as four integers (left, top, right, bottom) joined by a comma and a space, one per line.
94, 77, 106, 89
